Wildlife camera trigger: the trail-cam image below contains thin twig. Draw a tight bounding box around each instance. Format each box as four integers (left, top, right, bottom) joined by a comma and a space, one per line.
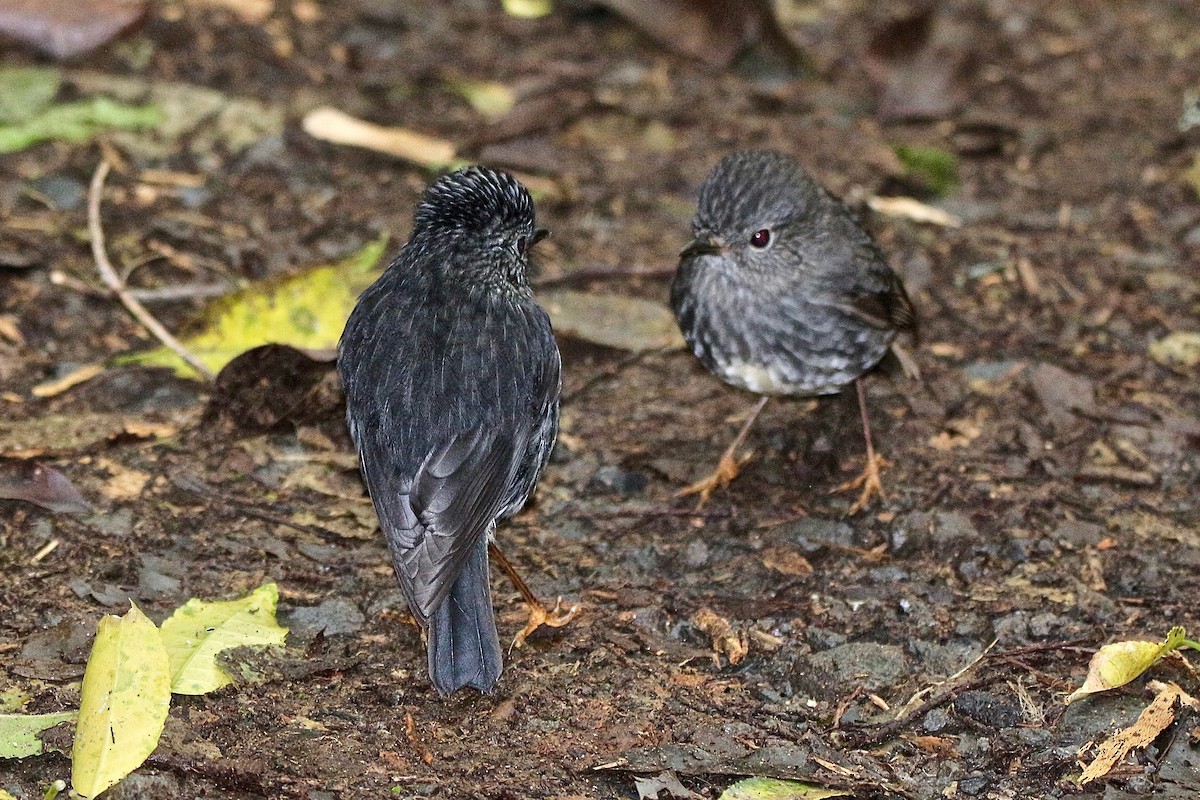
128, 282, 234, 303
88, 159, 214, 380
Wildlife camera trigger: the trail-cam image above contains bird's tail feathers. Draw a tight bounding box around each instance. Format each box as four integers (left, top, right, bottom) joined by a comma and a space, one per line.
426, 541, 502, 695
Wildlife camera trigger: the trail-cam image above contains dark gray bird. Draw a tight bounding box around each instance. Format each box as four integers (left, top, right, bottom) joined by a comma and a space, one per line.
671, 150, 917, 513
339, 166, 575, 695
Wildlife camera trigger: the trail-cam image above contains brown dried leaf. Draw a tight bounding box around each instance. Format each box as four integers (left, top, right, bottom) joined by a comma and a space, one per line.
0, 459, 91, 513
0, 0, 146, 59
594, 0, 775, 68
692, 607, 747, 666
760, 546, 814, 577
1079, 682, 1197, 784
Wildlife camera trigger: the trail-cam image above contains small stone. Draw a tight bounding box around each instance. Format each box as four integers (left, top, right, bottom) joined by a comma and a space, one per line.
782, 517, 855, 554
684, 539, 709, 566
954, 690, 1023, 728
287, 598, 365, 636
923, 706, 951, 733
958, 774, 989, 796
590, 464, 648, 496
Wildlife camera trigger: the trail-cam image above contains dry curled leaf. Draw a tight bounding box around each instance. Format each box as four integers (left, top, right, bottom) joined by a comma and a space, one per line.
692, 607, 747, 666
1078, 682, 1198, 784
1067, 627, 1190, 703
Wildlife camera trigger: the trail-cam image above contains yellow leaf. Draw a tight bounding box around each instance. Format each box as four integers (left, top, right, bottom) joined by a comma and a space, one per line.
1149, 331, 1200, 368
502, 0, 552, 18
720, 777, 850, 799
71, 604, 171, 799
1066, 627, 1187, 703
449, 79, 516, 121
160, 583, 288, 695
118, 237, 388, 378
0, 711, 77, 758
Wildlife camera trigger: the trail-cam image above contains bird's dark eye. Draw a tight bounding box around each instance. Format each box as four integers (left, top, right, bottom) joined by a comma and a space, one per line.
749, 229, 771, 249
516, 236, 528, 256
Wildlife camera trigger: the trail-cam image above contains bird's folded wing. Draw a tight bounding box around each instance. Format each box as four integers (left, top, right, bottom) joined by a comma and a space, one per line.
382, 427, 527, 624
834, 255, 918, 335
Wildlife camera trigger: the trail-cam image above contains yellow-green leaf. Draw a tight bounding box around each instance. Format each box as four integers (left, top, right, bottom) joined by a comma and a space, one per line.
71, 604, 171, 799
1066, 627, 1187, 704
118, 237, 388, 378
160, 583, 288, 695
449, 79, 516, 121
502, 0, 552, 18
720, 777, 850, 800
0, 711, 77, 758
1149, 331, 1200, 368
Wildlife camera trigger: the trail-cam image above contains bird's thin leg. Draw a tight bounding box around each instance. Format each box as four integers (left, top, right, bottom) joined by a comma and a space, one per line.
489, 542, 579, 650
833, 378, 890, 515
677, 395, 771, 506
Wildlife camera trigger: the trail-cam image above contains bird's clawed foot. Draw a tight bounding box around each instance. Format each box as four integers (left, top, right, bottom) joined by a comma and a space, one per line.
834, 452, 891, 516
511, 596, 580, 650
676, 449, 753, 507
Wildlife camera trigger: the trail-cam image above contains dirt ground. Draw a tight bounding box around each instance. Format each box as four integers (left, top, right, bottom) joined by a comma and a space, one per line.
3, 1, 1200, 798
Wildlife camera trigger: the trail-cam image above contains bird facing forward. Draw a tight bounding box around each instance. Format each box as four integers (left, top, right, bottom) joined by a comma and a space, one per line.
338, 166, 575, 695
670, 150, 917, 513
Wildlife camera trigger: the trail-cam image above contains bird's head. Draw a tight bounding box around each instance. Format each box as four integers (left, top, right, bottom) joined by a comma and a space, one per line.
411, 166, 547, 289
681, 150, 821, 277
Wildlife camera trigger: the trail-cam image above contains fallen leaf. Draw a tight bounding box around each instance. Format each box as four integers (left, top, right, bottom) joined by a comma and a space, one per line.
69, 71, 285, 158
0, 95, 163, 154
593, 0, 782, 68
540, 289, 685, 352
303, 107, 457, 168
1067, 627, 1188, 704
120, 237, 387, 378
0, 0, 146, 59
0, 459, 91, 513
867, 195, 961, 227
1028, 362, 1096, 430
449, 79, 516, 122
760, 546, 814, 577
1079, 682, 1198, 784
719, 777, 850, 799
72, 603, 171, 799
0, 66, 61, 122
502, 0, 551, 18
1149, 331, 1200, 369
159, 583, 288, 695
893, 144, 959, 196
205, 344, 340, 432
927, 418, 982, 451
0, 711, 77, 758
636, 770, 704, 799
1181, 154, 1200, 199
692, 607, 747, 666
97, 458, 150, 501
865, 9, 975, 122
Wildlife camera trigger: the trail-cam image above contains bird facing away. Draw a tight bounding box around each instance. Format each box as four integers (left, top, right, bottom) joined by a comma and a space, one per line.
670, 150, 917, 513
338, 166, 576, 695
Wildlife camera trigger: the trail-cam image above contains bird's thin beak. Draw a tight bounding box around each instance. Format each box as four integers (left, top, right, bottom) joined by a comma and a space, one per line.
679, 236, 723, 259
530, 227, 550, 247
